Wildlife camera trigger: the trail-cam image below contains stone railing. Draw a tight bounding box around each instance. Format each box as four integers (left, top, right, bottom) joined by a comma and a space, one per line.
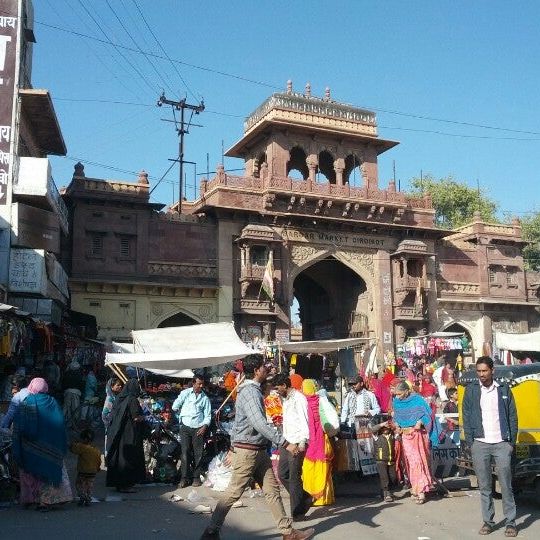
200, 173, 433, 210
395, 276, 432, 290
235, 298, 274, 313
393, 306, 426, 319
437, 281, 480, 295
148, 262, 217, 279
84, 179, 149, 198
240, 265, 265, 280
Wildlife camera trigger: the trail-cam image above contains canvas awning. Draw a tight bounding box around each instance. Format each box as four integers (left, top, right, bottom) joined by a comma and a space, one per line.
495, 331, 540, 353
280, 337, 371, 354
105, 322, 253, 372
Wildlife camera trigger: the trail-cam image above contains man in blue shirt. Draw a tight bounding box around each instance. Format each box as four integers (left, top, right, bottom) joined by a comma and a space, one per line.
1, 375, 29, 429
172, 375, 211, 488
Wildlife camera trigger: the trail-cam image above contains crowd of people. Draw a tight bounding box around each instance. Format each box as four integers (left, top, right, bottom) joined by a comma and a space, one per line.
0, 352, 520, 539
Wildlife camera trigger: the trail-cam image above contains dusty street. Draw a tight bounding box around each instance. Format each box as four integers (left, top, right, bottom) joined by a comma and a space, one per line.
2, 472, 539, 540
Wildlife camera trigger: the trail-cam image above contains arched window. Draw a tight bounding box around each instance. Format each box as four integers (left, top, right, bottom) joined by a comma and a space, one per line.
253, 152, 267, 178
287, 146, 309, 179
344, 154, 362, 186
317, 150, 336, 183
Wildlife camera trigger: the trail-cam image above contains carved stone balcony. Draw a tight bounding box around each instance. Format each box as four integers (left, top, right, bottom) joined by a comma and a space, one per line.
239, 264, 265, 282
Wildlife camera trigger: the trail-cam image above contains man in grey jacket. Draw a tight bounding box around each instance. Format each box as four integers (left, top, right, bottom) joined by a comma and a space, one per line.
201, 355, 315, 540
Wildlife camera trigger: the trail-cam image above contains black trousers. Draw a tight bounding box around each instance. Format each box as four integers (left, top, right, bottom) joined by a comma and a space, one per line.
180, 425, 205, 481
376, 461, 397, 493
278, 447, 312, 517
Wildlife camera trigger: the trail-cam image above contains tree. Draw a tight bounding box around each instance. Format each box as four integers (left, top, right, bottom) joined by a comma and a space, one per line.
409, 174, 499, 229
521, 211, 540, 271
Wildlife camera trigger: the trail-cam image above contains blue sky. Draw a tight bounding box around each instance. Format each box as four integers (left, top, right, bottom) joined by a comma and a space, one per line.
31, 0, 540, 218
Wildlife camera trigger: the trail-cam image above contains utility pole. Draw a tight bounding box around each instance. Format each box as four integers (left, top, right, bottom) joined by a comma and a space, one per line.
157, 93, 204, 213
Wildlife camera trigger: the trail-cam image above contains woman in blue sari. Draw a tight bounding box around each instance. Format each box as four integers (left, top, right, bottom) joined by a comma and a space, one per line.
13, 377, 72, 510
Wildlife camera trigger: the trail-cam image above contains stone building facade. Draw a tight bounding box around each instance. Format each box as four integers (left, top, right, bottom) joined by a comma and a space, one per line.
63, 84, 540, 356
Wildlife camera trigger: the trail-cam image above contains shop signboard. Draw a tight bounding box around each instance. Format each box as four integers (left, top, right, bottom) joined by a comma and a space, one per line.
11, 202, 61, 253
0, 0, 19, 206
9, 247, 46, 294
275, 328, 290, 342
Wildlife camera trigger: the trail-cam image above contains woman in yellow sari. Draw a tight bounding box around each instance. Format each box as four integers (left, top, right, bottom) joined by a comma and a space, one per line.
301, 379, 335, 505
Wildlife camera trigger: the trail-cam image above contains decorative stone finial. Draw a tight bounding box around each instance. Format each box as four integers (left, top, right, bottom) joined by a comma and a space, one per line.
511, 216, 520, 226
473, 210, 482, 220
388, 180, 396, 192
305, 82, 311, 97
325, 87, 331, 101
286, 80, 293, 94
73, 162, 85, 178
138, 169, 149, 185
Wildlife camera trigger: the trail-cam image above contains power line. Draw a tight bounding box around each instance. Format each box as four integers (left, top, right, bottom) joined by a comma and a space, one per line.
131, 0, 199, 101
104, 0, 176, 95
75, 0, 158, 96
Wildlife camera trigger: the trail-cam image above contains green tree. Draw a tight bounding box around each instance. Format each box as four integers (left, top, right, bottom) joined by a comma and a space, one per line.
521, 211, 540, 271
409, 174, 499, 229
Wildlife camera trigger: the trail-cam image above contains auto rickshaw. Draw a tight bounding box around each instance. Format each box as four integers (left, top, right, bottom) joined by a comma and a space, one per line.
457, 363, 540, 501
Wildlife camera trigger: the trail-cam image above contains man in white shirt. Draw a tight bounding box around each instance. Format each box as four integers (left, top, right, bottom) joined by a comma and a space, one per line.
340, 376, 381, 428
274, 373, 312, 520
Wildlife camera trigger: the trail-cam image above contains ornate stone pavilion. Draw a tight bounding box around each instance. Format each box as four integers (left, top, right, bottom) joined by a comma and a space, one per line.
63, 83, 540, 357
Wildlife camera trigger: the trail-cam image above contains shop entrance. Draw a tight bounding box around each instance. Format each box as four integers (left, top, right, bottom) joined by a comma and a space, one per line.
292, 256, 369, 340
158, 312, 199, 328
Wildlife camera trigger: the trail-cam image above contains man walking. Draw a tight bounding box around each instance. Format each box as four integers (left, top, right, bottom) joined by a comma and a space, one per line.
462, 357, 518, 537
200, 355, 314, 540
172, 375, 211, 488
274, 373, 312, 520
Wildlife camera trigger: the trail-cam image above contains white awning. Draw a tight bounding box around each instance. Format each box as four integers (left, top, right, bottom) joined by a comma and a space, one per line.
106, 322, 253, 371
280, 337, 371, 354
495, 331, 540, 352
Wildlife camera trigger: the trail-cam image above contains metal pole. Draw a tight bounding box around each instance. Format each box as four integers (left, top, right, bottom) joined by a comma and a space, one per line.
178, 105, 185, 214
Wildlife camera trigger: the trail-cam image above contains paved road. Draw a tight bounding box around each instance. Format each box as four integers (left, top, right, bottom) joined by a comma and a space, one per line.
2, 474, 539, 540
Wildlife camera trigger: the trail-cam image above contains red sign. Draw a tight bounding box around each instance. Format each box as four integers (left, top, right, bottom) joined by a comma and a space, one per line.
0, 1, 19, 205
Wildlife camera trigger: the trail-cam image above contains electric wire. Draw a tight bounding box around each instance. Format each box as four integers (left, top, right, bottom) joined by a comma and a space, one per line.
75, 0, 158, 97
131, 0, 199, 101
104, 0, 176, 96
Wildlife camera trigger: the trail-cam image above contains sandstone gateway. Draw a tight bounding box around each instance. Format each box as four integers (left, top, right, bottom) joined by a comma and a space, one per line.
62, 84, 540, 360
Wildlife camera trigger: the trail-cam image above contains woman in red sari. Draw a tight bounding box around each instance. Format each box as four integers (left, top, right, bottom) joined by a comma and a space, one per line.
301, 379, 334, 506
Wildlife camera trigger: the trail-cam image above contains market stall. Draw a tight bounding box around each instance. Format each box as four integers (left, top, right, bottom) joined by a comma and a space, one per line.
495, 330, 540, 364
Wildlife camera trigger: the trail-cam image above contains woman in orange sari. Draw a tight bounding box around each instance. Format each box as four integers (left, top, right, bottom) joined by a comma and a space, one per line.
301, 379, 334, 506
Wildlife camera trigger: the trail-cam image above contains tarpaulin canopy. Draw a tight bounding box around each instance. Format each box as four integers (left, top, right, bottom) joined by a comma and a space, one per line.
495, 331, 540, 353
106, 322, 253, 372
110, 341, 195, 379
280, 337, 371, 354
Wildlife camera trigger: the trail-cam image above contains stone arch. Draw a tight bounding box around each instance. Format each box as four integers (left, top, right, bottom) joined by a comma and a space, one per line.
253, 152, 267, 178
152, 306, 204, 328
287, 245, 376, 307
287, 146, 309, 179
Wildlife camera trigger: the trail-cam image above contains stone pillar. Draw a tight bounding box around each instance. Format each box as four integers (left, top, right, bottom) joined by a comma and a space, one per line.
334, 159, 345, 186
307, 155, 317, 184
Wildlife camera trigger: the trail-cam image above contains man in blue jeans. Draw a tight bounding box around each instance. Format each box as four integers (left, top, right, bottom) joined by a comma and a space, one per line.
462, 356, 518, 537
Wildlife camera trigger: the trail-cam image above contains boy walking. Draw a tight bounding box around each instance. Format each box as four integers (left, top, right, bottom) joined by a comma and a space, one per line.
71, 429, 102, 506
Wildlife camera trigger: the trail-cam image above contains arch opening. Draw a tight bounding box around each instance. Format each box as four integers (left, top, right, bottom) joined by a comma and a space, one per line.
287, 146, 309, 179
344, 154, 362, 186
292, 256, 368, 340
317, 150, 336, 183
158, 312, 199, 328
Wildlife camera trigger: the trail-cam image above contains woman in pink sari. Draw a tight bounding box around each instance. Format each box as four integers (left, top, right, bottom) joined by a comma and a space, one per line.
301, 379, 334, 506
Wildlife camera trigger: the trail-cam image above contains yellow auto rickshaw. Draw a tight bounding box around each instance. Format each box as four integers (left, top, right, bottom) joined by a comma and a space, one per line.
458, 363, 540, 500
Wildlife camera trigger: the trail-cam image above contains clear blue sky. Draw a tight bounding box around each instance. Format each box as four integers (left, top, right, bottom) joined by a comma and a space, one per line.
31, 0, 540, 218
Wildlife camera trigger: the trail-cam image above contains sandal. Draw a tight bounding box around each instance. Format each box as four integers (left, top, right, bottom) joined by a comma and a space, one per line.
504, 526, 517, 537
478, 523, 493, 535
415, 494, 425, 505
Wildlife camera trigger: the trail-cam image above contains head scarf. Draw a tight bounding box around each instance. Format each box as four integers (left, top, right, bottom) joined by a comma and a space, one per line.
67, 360, 80, 371
27, 377, 49, 395
290, 372, 304, 391
302, 379, 317, 396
